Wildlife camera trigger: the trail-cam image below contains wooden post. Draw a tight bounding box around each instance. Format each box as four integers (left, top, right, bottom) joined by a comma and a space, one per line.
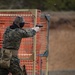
30, 9, 37, 75
45, 14, 50, 75
33, 9, 37, 75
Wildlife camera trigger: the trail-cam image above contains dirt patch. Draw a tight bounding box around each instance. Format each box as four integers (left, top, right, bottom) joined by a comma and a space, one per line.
49, 29, 75, 70
43, 11, 75, 29
49, 11, 75, 29
47, 11, 75, 71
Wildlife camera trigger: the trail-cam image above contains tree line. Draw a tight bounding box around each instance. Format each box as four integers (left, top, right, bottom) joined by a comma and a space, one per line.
0, 0, 75, 11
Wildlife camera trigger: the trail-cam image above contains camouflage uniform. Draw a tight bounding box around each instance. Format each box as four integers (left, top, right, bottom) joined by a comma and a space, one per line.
0, 16, 36, 75
3, 26, 36, 50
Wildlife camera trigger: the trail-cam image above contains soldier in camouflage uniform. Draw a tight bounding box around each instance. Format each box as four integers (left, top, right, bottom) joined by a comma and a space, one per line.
0, 16, 40, 75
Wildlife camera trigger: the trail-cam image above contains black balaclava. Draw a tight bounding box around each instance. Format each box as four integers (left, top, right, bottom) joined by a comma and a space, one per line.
10, 16, 25, 29
19, 22, 25, 28
10, 23, 19, 29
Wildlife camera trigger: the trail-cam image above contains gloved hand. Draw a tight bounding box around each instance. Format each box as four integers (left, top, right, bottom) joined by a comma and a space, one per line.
32, 27, 40, 32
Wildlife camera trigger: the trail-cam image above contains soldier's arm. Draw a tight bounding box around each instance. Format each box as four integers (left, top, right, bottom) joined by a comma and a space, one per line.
20, 27, 40, 38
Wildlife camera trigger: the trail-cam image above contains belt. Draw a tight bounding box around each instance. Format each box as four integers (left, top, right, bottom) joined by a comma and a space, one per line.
2, 48, 18, 57
3, 47, 17, 50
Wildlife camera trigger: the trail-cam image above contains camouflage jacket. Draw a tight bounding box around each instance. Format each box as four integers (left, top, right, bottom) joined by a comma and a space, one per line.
2, 27, 36, 50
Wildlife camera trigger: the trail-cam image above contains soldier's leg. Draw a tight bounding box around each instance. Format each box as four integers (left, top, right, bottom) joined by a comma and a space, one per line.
9, 56, 24, 75
0, 67, 9, 75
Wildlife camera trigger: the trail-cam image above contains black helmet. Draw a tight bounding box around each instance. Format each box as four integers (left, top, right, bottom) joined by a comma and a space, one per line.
13, 16, 25, 28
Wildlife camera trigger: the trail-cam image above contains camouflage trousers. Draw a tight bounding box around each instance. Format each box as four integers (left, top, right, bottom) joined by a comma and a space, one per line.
0, 56, 24, 75
0, 48, 25, 75
9, 56, 24, 75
